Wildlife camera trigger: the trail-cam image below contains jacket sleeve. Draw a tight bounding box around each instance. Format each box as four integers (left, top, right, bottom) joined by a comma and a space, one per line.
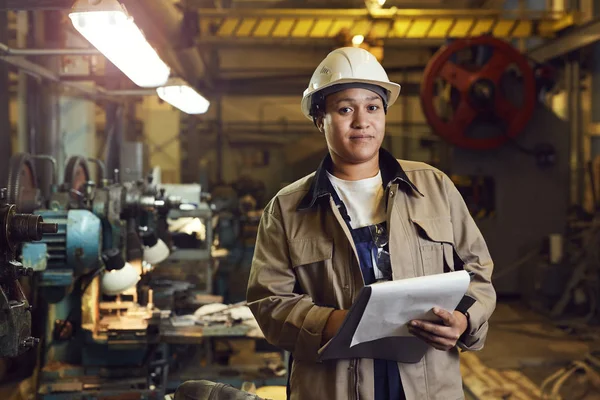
443, 175, 496, 351
246, 199, 335, 362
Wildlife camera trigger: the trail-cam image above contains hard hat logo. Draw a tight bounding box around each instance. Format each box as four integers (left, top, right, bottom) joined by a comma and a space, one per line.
301, 47, 401, 120
320, 66, 332, 76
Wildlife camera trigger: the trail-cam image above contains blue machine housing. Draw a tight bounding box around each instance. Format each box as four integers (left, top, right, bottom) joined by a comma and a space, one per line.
34, 210, 102, 294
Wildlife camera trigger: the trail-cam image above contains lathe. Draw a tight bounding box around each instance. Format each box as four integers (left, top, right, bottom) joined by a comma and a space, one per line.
6, 153, 183, 399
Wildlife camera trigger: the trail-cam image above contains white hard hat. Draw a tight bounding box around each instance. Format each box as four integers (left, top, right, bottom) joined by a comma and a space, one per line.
301, 47, 401, 120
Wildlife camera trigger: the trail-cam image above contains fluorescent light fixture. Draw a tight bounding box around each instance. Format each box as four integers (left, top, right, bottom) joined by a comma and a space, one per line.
69, 0, 170, 88
352, 35, 365, 46
157, 78, 210, 115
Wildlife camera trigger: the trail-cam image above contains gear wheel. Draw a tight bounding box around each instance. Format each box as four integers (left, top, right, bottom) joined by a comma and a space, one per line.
6, 153, 39, 213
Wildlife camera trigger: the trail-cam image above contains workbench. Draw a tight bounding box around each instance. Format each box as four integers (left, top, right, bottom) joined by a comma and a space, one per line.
160, 318, 286, 393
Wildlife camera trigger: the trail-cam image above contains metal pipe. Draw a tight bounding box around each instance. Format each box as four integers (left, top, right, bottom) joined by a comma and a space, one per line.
106, 89, 156, 96
0, 42, 99, 56
0, 42, 126, 104
4, 0, 73, 10
5, 48, 100, 56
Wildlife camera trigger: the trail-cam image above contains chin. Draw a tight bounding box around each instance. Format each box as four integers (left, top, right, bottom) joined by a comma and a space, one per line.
345, 148, 379, 164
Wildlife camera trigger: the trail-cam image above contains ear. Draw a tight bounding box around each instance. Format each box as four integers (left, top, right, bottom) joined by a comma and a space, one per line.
315, 115, 325, 133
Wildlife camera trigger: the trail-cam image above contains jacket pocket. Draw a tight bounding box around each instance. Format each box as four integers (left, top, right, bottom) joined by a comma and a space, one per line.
424, 347, 463, 400
288, 237, 335, 306
411, 217, 455, 275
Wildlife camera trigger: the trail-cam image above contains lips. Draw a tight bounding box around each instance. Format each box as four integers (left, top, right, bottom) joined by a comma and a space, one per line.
349, 135, 374, 139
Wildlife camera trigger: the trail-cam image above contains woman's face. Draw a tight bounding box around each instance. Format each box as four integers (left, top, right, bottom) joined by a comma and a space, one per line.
317, 87, 386, 166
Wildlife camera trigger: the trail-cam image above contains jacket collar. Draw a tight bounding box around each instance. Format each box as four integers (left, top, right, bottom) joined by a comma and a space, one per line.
297, 148, 423, 211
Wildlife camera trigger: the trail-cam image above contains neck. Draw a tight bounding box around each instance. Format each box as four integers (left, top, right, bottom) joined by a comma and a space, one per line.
330, 152, 380, 181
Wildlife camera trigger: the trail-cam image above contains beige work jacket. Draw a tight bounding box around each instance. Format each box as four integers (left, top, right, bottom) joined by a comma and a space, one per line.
247, 151, 496, 400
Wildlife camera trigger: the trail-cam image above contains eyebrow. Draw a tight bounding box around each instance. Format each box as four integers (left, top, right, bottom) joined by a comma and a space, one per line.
334, 96, 382, 105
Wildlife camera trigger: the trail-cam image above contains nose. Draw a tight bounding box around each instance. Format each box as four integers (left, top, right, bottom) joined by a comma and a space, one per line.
351, 108, 370, 130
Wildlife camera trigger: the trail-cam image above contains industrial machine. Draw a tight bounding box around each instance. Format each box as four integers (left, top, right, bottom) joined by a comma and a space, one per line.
0, 188, 58, 358
420, 35, 570, 301
210, 177, 264, 303
5, 153, 184, 399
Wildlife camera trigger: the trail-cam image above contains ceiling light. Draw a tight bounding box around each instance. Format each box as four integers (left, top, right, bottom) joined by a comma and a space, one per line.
365, 0, 385, 10
352, 35, 365, 46
69, 0, 170, 88
157, 78, 210, 115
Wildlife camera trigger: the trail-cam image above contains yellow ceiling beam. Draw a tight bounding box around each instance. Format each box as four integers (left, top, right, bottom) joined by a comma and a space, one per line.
202, 9, 576, 41
272, 18, 295, 37
449, 20, 474, 38
470, 19, 495, 36
492, 20, 515, 37
428, 19, 454, 39
253, 18, 276, 37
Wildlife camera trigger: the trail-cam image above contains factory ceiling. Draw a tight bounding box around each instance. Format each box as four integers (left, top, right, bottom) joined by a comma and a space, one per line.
0, 0, 580, 99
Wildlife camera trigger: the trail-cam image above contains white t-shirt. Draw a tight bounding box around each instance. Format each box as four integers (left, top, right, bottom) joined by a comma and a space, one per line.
326, 170, 386, 229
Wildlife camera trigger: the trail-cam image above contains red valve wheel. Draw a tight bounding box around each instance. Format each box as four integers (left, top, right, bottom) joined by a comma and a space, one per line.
420, 35, 536, 150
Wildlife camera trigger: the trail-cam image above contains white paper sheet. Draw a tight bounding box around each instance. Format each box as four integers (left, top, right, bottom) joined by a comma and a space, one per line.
350, 270, 471, 348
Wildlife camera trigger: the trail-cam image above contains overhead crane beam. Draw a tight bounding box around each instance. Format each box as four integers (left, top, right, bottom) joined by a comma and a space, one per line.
529, 16, 600, 62
195, 8, 576, 44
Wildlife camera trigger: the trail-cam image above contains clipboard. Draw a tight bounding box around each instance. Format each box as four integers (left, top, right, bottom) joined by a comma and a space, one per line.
317, 270, 473, 363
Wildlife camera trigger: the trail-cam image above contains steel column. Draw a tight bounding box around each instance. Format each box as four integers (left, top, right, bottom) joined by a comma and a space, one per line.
574, 60, 585, 207
216, 98, 223, 184
16, 11, 28, 154
35, 11, 61, 194
566, 61, 575, 205
104, 101, 125, 178
0, 9, 10, 186
567, 60, 584, 206
593, 42, 600, 123
211, 49, 223, 184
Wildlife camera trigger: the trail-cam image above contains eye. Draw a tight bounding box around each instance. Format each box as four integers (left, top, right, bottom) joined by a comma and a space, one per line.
368, 105, 380, 112
339, 107, 352, 114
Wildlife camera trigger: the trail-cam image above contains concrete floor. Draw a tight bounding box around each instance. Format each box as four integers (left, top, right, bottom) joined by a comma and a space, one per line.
466, 302, 600, 400
1, 301, 599, 400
